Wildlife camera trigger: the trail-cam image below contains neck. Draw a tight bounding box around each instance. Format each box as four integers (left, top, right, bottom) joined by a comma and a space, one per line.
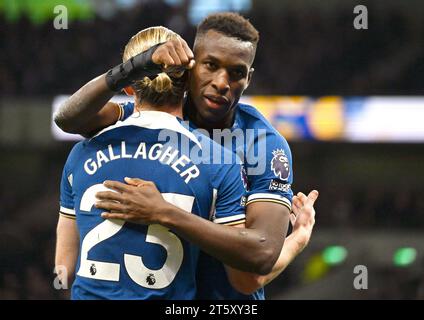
135, 101, 183, 119
194, 111, 235, 132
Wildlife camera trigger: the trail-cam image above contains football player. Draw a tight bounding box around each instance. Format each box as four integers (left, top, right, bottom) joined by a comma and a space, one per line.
56, 26, 264, 299
55, 13, 318, 299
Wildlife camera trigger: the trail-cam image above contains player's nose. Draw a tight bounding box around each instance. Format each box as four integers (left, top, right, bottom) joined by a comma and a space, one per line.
211, 70, 230, 95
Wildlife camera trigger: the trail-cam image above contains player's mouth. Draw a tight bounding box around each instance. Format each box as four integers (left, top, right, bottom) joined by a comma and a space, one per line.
203, 94, 230, 110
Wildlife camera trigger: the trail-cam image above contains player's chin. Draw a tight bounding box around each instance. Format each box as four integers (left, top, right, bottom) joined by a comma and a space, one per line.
200, 101, 231, 122
201, 108, 228, 124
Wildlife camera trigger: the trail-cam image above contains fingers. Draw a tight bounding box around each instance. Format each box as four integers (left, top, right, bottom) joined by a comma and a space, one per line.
296, 190, 319, 208
289, 213, 297, 227
160, 52, 176, 69
297, 192, 307, 204
180, 38, 194, 61
306, 190, 319, 206
96, 191, 122, 202
291, 196, 301, 226
124, 177, 147, 187
103, 180, 132, 193
175, 38, 194, 69
95, 201, 125, 212
167, 45, 182, 66
188, 59, 196, 69
292, 195, 302, 212
156, 39, 194, 71
153, 44, 176, 68
125, 178, 156, 190
173, 40, 189, 66
101, 212, 130, 220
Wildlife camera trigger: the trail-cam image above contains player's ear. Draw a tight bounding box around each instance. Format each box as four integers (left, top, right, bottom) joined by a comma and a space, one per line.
123, 86, 135, 96
245, 67, 254, 90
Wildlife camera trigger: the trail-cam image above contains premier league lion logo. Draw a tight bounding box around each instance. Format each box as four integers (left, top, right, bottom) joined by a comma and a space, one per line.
90, 263, 97, 276
271, 149, 290, 181
146, 273, 156, 286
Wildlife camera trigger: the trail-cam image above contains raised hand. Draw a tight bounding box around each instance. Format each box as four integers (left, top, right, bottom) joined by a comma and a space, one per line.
290, 190, 319, 251
152, 38, 195, 76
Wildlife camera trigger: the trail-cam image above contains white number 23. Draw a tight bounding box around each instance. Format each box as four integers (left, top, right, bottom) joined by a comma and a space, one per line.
77, 184, 194, 289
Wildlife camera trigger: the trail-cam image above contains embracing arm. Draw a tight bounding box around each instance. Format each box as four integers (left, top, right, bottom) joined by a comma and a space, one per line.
54, 39, 194, 136
96, 179, 289, 275
53, 74, 119, 136
55, 215, 79, 286
226, 191, 318, 294
160, 200, 289, 275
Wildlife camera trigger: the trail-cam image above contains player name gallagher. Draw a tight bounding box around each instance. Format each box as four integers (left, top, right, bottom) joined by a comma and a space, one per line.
83, 140, 200, 183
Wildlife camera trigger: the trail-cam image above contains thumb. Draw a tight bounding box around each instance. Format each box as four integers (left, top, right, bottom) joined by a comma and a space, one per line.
289, 213, 297, 227
187, 59, 196, 69
124, 177, 147, 186
306, 190, 319, 206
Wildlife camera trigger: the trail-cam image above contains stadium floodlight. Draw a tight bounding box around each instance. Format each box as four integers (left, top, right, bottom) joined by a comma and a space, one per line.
393, 247, 417, 267
322, 245, 348, 266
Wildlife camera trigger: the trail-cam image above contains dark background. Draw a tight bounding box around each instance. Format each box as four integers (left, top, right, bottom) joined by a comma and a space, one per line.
0, 0, 423, 299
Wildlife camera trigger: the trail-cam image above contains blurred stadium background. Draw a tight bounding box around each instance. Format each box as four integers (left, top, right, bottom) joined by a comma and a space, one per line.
1, 0, 423, 299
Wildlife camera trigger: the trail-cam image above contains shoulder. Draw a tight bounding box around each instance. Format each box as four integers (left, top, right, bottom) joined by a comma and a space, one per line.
237, 103, 290, 150
64, 140, 88, 170
237, 103, 283, 137
192, 129, 241, 180
237, 103, 273, 128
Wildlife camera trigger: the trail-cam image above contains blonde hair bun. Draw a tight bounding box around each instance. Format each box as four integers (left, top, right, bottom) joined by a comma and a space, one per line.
123, 26, 186, 106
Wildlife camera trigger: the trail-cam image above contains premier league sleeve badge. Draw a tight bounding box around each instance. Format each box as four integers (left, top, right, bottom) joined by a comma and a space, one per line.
271, 149, 290, 181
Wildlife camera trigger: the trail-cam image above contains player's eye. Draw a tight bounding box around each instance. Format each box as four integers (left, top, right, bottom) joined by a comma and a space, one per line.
231, 69, 245, 79
205, 61, 218, 70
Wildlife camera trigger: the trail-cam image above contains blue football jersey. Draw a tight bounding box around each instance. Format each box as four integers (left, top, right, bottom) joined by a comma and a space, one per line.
195, 103, 294, 300
59, 110, 246, 300
121, 102, 294, 300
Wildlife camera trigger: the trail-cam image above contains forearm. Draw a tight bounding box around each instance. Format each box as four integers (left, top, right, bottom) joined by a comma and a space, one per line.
55, 216, 79, 285
53, 73, 116, 135
55, 248, 78, 285
258, 232, 304, 286
226, 232, 303, 294
161, 206, 278, 275
227, 191, 319, 294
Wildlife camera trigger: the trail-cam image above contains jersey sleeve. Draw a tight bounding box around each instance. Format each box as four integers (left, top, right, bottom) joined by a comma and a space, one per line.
210, 159, 247, 226
59, 143, 83, 219
118, 101, 135, 121
59, 164, 76, 219
245, 131, 293, 211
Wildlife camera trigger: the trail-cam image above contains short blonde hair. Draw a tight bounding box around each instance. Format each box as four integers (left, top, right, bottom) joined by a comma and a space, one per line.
123, 26, 186, 106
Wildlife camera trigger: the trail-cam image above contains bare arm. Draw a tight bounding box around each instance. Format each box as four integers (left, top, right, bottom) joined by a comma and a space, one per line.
55, 215, 79, 287
160, 201, 290, 275
53, 38, 194, 136
225, 191, 318, 294
96, 179, 289, 275
53, 74, 119, 136
225, 230, 305, 294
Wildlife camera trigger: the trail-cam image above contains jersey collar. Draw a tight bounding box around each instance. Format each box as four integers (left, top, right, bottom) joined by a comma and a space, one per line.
92, 111, 202, 148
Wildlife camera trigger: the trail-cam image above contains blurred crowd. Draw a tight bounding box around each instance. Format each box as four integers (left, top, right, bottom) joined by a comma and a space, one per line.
1, 1, 423, 96
0, 145, 423, 299
317, 185, 424, 229
1, 0, 423, 300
